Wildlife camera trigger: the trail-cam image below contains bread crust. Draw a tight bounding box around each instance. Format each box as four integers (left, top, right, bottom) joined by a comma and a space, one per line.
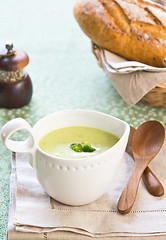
74, 0, 166, 67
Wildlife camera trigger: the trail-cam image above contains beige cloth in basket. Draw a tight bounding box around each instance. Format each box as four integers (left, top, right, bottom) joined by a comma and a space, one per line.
92, 43, 166, 106
7, 141, 166, 240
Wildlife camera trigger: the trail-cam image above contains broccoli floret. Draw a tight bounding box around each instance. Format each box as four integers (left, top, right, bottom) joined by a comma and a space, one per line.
70, 143, 82, 152
70, 142, 96, 153
82, 142, 96, 152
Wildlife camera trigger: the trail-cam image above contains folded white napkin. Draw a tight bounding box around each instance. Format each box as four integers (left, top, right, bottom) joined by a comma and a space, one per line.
102, 50, 166, 73
7, 142, 166, 239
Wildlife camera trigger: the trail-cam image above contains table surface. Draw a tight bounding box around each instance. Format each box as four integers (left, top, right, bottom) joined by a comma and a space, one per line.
0, 0, 166, 239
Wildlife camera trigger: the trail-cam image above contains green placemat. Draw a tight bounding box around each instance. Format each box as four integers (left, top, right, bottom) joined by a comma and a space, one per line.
0, 0, 166, 239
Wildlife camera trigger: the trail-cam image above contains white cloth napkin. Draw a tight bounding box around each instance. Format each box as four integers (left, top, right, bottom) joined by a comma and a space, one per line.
7, 141, 166, 239
102, 50, 166, 73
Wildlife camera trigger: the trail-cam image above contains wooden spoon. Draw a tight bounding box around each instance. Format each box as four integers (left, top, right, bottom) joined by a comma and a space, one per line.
126, 126, 164, 197
118, 121, 165, 214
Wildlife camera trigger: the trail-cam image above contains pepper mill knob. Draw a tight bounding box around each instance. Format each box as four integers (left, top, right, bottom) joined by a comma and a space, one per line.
0, 43, 33, 109
6, 42, 14, 55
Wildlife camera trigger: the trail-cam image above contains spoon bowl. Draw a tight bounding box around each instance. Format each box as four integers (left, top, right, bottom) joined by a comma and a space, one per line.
118, 121, 165, 214
133, 121, 165, 158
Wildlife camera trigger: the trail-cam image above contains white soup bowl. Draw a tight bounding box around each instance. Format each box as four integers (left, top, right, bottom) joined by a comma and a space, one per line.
1, 109, 130, 205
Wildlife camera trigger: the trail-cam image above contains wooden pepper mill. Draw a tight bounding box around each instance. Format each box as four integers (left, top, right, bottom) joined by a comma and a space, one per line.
0, 43, 33, 108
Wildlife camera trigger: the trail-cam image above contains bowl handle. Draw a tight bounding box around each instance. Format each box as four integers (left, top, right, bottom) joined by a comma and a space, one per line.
1, 118, 36, 167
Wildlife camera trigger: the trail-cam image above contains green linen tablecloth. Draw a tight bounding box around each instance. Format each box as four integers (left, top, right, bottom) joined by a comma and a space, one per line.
0, 0, 166, 239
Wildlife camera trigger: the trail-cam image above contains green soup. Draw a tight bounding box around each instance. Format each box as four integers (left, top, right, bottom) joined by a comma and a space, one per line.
39, 126, 119, 159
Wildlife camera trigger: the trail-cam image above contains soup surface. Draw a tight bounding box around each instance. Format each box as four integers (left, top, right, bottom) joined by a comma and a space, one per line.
39, 126, 119, 159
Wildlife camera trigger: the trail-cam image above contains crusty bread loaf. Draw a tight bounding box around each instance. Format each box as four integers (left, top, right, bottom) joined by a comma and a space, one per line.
74, 0, 166, 67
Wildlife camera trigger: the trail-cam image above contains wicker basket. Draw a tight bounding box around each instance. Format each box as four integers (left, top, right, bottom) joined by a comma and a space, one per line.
140, 80, 166, 108
91, 42, 166, 108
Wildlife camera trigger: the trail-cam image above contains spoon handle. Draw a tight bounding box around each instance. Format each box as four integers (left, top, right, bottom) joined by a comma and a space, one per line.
117, 165, 144, 214
126, 126, 164, 197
